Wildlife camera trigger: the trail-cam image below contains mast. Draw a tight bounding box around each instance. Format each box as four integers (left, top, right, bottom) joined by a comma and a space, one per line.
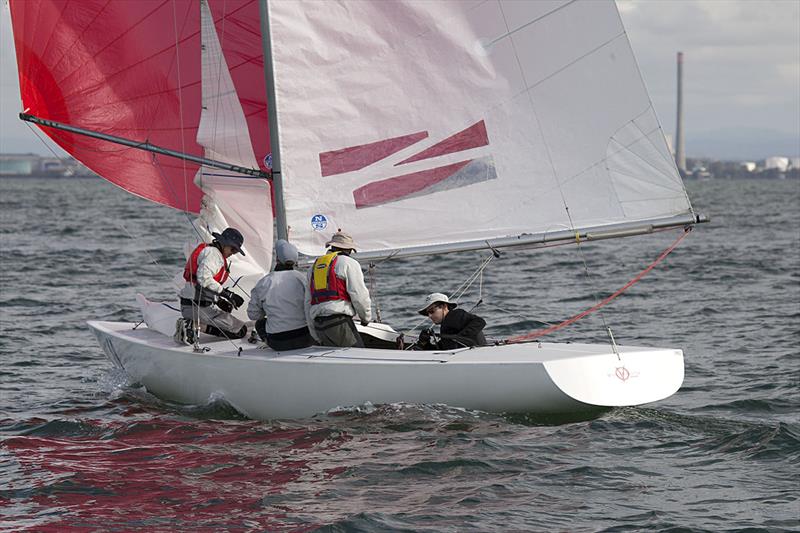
675, 51, 686, 174
259, 0, 288, 241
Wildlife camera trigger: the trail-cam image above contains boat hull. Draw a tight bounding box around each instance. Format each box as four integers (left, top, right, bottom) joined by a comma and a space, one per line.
88, 321, 683, 420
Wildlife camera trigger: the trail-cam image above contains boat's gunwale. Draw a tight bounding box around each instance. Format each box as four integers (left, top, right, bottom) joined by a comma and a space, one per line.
87, 320, 679, 366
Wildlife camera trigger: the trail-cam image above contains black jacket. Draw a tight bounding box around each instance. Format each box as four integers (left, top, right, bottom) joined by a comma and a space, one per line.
421, 308, 486, 350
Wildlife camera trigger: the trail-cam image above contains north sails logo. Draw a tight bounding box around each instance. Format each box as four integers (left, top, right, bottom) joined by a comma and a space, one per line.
318, 120, 496, 209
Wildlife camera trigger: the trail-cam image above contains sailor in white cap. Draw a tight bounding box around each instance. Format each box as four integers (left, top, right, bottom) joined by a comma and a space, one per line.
305, 230, 372, 347
415, 292, 486, 350
247, 239, 314, 351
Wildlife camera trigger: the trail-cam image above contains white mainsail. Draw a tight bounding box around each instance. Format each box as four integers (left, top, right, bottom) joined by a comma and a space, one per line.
267, 0, 693, 257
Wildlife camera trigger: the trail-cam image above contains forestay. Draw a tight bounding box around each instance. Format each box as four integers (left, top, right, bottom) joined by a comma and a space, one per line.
267, 0, 694, 257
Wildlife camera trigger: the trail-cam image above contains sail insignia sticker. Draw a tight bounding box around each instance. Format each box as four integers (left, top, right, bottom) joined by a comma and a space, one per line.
311, 214, 328, 231
318, 120, 494, 209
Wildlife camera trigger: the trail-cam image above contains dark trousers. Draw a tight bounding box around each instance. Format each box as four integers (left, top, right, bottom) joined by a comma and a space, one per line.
255, 320, 314, 351
313, 314, 364, 348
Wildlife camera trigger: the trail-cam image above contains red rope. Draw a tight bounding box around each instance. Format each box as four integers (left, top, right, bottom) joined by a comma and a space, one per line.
505, 227, 692, 344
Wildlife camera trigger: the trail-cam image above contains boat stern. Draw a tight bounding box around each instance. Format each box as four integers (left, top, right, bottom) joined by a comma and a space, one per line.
543, 347, 684, 407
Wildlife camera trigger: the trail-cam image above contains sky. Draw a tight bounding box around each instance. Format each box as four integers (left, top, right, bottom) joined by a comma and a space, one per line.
1, 0, 798, 160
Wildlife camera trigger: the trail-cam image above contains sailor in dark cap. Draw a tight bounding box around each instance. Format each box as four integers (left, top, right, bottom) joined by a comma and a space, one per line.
175, 227, 248, 345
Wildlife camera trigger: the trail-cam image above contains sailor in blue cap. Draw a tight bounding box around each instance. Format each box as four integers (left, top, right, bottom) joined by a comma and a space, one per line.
175, 227, 248, 345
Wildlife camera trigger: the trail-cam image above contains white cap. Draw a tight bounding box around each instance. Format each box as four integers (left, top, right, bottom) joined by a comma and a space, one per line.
417, 293, 457, 315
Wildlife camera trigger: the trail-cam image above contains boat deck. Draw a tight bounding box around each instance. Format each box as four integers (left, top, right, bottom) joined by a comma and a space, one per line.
90, 321, 674, 365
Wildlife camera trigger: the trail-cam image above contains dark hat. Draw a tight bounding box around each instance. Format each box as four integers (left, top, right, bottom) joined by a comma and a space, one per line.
212, 228, 245, 256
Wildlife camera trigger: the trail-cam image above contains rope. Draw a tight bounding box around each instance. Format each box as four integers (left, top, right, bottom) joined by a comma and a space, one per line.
450, 253, 495, 302
568, 209, 619, 350
367, 263, 382, 323
506, 227, 691, 344
399, 251, 498, 348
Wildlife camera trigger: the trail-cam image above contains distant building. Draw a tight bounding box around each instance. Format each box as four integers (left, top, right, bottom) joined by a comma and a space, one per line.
0, 154, 37, 176
0, 153, 95, 177
790, 158, 800, 170
741, 162, 757, 172
764, 156, 790, 172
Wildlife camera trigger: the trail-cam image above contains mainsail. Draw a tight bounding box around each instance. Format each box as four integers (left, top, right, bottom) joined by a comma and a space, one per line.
266, 0, 696, 257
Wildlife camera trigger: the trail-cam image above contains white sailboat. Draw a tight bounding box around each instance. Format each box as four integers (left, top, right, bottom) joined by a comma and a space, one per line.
10, 0, 706, 420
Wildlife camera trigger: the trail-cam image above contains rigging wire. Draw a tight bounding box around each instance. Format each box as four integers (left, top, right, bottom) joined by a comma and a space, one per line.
505, 227, 691, 344
497, 0, 626, 351
449, 253, 495, 303
171, 0, 206, 349
367, 263, 382, 323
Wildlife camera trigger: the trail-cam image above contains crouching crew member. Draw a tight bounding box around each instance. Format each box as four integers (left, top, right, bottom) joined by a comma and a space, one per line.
247, 240, 314, 351
175, 227, 247, 345
416, 293, 486, 350
305, 230, 371, 348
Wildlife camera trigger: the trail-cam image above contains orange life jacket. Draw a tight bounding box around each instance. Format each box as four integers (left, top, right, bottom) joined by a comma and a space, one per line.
183, 243, 229, 285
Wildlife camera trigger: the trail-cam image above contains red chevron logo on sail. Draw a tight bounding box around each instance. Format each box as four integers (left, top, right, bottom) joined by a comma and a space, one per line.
318, 120, 496, 209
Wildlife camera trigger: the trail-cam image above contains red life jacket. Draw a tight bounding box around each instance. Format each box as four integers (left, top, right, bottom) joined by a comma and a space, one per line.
183, 243, 229, 285
309, 252, 351, 305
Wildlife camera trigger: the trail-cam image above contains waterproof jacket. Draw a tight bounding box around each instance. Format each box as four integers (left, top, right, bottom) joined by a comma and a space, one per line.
423, 308, 486, 350
179, 244, 229, 300
247, 269, 308, 335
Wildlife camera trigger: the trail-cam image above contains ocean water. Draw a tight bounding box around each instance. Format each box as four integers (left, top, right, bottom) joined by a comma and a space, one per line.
0, 177, 798, 532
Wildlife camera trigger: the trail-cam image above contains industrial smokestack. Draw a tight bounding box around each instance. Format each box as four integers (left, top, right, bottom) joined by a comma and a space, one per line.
675, 51, 686, 174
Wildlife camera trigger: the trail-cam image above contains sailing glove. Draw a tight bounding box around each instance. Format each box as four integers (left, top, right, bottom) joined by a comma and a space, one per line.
220, 288, 244, 309
216, 294, 234, 313
418, 327, 433, 346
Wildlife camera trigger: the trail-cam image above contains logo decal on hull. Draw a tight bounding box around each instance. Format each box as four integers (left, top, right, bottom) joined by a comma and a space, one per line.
615, 366, 631, 382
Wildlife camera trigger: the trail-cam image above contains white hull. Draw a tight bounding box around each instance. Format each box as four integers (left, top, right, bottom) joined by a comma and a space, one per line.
88, 320, 684, 420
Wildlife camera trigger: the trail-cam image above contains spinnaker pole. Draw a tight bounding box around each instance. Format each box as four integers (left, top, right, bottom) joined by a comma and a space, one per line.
18, 113, 270, 180
259, 0, 289, 241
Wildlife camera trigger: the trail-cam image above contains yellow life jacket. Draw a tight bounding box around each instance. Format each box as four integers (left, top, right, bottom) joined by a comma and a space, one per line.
310, 252, 350, 304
